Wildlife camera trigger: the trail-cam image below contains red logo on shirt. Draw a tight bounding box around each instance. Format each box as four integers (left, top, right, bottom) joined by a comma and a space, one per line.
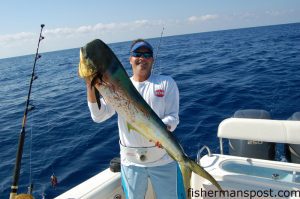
155, 89, 164, 97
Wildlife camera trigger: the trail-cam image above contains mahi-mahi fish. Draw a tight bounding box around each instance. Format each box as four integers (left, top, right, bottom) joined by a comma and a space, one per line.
78, 39, 222, 197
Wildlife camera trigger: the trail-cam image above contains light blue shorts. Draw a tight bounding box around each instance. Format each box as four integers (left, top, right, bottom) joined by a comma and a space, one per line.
121, 161, 186, 199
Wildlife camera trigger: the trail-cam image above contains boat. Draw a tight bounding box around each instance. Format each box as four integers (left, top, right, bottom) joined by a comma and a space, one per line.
55, 110, 300, 199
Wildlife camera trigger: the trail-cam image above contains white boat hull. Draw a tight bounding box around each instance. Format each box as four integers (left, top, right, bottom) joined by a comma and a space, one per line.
55, 168, 156, 199
56, 118, 300, 199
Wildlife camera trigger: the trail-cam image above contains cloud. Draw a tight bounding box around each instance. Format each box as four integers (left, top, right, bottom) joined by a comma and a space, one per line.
0, 32, 36, 43
0, 20, 156, 45
0, 17, 215, 46
41, 20, 164, 40
265, 9, 296, 17
0, 19, 170, 58
45, 23, 118, 36
1, 11, 293, 58
188, 14, 218, 23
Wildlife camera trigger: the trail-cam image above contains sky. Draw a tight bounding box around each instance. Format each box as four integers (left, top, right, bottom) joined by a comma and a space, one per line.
0, 0, 299, 59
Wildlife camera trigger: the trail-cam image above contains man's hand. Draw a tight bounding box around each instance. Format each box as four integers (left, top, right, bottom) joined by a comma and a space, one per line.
86, 77, 102, 103
85, 75, 101, 88
166, 125, 171, 131
149, 124, 171, 148
149, 139, 164, 148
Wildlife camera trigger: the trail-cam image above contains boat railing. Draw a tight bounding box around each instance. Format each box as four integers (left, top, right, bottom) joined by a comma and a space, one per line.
196, 145, 212, 164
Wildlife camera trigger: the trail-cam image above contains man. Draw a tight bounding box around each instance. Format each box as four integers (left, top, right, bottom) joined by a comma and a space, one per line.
86, 39, 184, 199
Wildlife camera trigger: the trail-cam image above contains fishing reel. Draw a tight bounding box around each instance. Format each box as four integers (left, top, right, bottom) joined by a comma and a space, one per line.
14, 194, 34, 199
13, 184, 35, 199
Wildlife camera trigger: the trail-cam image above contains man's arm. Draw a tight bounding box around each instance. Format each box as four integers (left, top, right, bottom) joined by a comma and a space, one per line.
86, 81, 116, 123
162, 77, 180, 132
86, 82, 97, 103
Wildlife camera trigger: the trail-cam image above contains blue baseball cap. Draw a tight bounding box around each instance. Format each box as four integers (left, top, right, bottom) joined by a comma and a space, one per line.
131, 41, 153, 53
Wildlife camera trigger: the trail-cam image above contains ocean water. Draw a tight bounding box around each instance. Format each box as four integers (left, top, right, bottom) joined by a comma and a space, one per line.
0, 23, 299, 198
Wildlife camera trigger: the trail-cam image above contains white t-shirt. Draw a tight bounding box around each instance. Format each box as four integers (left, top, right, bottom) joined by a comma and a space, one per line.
88, 74, 179, 167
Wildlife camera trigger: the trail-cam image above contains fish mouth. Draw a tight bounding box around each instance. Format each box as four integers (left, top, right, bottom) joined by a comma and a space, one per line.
79, 48, 103, 89
78, 39, 113, 82
78, 47, 96, 79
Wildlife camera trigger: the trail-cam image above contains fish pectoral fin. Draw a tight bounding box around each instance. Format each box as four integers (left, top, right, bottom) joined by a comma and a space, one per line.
126, 122, 140, 134
94, 86, 102, 110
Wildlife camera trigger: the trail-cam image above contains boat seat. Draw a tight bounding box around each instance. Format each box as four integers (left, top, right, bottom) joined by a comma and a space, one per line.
228, 109, 275, 160
218, 117, 300, 145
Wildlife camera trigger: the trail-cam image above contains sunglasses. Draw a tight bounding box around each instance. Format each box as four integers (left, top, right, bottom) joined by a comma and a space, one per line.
131, 52, 153, 58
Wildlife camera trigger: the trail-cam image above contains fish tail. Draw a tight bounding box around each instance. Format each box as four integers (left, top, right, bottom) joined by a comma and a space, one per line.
179, 158, 223, 198
179, 161, 192, 199
188, 159, 222, 191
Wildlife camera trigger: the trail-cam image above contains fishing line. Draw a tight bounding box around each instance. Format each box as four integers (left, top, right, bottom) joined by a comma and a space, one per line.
28, 126, 33, 194
46, 109, 58, 189
153, 26, 165, 75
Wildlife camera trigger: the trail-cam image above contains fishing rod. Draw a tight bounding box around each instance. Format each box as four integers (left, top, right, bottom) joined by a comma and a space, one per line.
9, 24, 45, 199
153, 26, 165, 73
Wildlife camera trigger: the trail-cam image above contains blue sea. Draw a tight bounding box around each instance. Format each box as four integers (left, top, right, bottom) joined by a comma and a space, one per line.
0, 23, 299, 198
